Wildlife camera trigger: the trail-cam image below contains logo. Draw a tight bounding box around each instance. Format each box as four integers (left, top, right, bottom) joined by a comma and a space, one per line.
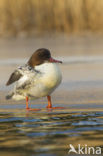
68, 144, 102, 155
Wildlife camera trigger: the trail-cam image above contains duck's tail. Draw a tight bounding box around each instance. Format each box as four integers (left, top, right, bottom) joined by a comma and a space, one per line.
6, 92, 25, 100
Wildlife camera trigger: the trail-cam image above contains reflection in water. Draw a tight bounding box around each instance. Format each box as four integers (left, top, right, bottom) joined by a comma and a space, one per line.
0, 111, 103, 156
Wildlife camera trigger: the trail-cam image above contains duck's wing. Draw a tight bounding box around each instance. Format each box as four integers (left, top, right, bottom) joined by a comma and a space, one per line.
6, 69, 22, 86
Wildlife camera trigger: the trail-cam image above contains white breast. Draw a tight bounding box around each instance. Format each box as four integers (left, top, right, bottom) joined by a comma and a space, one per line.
35, 63, 62, 85
33, 62, 62, 97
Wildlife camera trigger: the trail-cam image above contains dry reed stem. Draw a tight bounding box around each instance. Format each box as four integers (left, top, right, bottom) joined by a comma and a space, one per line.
0, 0, 103, 37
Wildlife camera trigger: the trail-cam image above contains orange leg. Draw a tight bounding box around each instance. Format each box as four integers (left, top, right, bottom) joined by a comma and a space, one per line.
46, 95, 65, 109
26, 96, 40, 111
46, 95, 52, 108
26, 96, 29, 109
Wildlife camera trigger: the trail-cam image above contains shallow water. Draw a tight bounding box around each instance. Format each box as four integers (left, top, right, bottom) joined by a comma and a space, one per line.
0, 107, 103, 156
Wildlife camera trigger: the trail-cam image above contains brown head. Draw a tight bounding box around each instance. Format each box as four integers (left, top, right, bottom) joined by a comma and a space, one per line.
28, 48, 62, 67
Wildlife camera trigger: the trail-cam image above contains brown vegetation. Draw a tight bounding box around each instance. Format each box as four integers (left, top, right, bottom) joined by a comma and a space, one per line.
0, 0, 103, 37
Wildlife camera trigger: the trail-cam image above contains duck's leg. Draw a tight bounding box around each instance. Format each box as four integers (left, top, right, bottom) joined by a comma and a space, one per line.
46, 95, 65, 109
26, 96, 40, 111
26, 96, 29, 110
46, 95, 52, 108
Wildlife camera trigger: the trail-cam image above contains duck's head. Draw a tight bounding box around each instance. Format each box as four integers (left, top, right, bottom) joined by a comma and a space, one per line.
28, 48, 62, 67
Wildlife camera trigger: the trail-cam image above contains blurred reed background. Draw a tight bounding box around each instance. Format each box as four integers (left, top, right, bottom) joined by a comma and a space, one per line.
0, 0, 103, 37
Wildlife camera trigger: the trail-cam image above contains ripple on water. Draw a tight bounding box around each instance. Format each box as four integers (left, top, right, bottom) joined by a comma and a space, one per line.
0, 111, 103, 155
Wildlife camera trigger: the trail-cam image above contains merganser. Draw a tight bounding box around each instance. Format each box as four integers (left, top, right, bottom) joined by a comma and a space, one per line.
6, 48, 62, 110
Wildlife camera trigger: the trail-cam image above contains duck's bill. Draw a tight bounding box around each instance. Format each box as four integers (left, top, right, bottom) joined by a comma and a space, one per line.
49, 57, 62, 63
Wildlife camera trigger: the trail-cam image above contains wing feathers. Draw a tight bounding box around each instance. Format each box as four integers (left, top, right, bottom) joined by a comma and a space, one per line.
6, 70, 22, 86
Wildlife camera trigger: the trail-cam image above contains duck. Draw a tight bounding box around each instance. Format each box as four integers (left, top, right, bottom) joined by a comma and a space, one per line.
6, 48, 62, 110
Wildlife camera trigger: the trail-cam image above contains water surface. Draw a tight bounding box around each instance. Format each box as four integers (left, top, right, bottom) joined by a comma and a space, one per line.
0, 108, 103, 156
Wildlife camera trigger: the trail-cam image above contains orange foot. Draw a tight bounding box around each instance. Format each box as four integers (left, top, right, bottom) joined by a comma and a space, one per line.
26, 96, 40, 111
26, 107, 41, 111
46, 106, 65, 109
46, 96, 66, 109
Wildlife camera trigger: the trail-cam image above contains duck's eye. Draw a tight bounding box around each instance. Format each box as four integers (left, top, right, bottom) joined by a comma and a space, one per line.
39, 52, 50, 59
